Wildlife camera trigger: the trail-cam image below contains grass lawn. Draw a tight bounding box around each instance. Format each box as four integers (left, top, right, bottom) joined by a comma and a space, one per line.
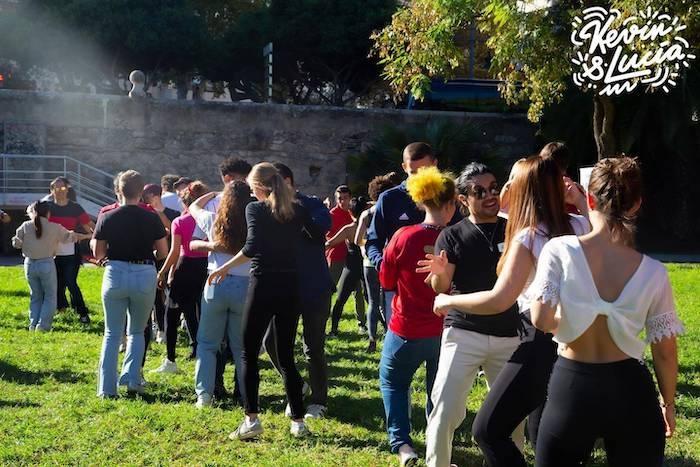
0, 263, 698, 466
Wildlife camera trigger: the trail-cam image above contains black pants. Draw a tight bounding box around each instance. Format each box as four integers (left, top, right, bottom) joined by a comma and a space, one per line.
264, 291, 331, 406
153, 259, 167, 331
166, 257, 207, 361
142, 316, 152, 368
330, 251, 365, 332
472, 324, 558, 467
55, 254, 88, 315
242, 272, 304, 419
536, 357, 665, 467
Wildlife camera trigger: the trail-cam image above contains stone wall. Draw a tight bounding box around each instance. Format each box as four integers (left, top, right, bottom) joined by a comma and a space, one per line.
0, 90, 536, 199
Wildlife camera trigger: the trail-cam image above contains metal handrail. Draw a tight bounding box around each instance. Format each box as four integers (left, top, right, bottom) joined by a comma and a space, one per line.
0, 154, 115, 211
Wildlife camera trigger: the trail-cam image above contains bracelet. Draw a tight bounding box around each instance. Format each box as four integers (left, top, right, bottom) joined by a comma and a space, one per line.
660, 401, 675, 408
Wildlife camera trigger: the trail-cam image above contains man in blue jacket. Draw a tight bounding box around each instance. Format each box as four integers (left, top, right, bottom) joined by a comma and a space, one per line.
263, 162, 335, 419
366, 142, 460, 324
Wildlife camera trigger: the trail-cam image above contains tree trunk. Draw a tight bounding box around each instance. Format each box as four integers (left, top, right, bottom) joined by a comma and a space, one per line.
593, 95, 617, 160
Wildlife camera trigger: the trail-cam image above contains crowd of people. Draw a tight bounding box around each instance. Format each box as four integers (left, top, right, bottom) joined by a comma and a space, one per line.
9, 142, 685, 466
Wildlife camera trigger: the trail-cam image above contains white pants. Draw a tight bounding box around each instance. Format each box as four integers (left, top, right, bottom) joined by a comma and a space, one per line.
425, 327, 523, 467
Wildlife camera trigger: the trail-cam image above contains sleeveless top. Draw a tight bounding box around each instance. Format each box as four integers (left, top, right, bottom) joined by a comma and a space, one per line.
530, 235, 684, 359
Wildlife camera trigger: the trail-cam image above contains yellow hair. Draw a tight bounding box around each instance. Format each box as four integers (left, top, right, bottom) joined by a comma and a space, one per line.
406, 166, 454, 207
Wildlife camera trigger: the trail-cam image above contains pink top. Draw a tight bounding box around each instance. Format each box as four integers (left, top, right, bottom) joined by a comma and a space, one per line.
172, 214, 207, 258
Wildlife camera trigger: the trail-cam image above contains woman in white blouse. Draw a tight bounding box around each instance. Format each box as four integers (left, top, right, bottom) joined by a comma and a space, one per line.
531, 157, 682, 466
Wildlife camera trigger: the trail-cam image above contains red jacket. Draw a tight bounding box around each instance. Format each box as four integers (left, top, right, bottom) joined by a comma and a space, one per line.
379, 224, 444, 339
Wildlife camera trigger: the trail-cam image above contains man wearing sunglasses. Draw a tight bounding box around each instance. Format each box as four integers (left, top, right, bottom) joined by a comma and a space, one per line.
418, 162, 524, 467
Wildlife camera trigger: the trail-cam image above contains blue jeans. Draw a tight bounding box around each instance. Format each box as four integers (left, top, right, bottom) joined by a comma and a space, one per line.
97, 261, 157, 396
24, 257, 58, 331
379, 329, 441, 453
364, 266, 383, 340
195, 274, 249, 399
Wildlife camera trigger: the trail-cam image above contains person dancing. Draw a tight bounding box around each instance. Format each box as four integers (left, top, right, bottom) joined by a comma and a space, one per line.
531, 157, 683, 466
326, 196, 368, 336
189, 181, 252, 408
430, 155, 589, 466
208, 162, 324, 439
93, 171, 168, 397
153, 181, 210, 374
13, 201, 90, 331
379, 167, 456, 466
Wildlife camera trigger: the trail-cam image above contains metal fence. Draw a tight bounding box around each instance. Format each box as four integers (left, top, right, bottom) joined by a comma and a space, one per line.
0, 154, 115, 213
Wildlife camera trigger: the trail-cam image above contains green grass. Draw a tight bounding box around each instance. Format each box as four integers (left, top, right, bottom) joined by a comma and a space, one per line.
0, 264, 698, 466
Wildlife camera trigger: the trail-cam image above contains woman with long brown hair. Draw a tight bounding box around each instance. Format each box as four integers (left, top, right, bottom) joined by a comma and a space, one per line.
188, 180, 252, 408
426, 155, 589, 466
531, 157, 682, 465
208, 162, 323, 439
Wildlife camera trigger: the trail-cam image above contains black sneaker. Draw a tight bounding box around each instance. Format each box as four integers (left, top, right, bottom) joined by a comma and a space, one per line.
79, 314, 91, 324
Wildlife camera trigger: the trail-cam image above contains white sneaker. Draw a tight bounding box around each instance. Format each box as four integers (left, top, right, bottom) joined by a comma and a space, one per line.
290, 420, 311, 438
151, 358, 178, 374
230, 418, 264, 440
29, 325, 36, 331
398, 445, 418, 467
304, 404, 327, 419
155, 330, 165, 344
196, 393, 213, 409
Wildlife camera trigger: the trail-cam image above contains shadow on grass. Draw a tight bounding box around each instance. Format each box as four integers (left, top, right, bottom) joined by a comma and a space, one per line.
0, 359, 90, 385
0, 289, 30, 297
0, 399, 41, 408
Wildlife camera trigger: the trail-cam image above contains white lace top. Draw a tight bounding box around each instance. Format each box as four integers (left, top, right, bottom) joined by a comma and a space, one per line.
531, 235, 684, 359
514, 214, 590, 313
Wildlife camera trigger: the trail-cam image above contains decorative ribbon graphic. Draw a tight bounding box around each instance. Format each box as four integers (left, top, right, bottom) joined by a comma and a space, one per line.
571, 6, 695, 96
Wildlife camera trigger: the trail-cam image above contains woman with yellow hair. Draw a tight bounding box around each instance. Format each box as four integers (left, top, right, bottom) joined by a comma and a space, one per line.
378, 166, 456, 466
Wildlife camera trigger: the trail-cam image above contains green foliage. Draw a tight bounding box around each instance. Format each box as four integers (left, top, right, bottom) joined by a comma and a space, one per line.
1, 264, 699, 465
347, 119, 505, 196
373, 0, 700, 122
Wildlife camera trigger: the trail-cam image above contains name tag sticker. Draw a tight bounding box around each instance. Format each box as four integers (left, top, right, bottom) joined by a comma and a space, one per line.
497, 242, 505, 252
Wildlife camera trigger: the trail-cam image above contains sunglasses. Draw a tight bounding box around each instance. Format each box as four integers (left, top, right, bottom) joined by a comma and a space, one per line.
52, 186, 69, 192
471, 185, 500, 200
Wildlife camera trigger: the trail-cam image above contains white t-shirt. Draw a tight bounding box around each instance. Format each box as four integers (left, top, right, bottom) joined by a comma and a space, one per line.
530, 235, 684, 359
513, 214, 590, 313
161, 191, 183, 213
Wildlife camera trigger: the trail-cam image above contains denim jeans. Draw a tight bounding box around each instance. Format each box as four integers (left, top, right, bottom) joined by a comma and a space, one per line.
379, 329, 441, 453
363, 266, 384, 340
24, 257, 58, 331
195, 274, 249, 399
97, 261, 157, 396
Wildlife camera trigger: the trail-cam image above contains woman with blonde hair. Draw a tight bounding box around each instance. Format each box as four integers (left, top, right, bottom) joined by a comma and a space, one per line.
208, 162, 324, 439
378, 166, 456, 466
531, 157, 682, 465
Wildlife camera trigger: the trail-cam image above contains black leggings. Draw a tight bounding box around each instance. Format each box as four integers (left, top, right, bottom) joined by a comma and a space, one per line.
166, 257, 207, 361
536, 357, 665, 467
330, 247, 365, 331
242, 272, 304, 419
472, 324, 558, 467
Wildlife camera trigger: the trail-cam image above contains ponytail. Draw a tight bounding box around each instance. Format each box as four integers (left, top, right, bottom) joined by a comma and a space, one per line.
588, 157, 642, 247
248, 162, 296, 223
267, 172, 296, 222
29, 201, 50, 239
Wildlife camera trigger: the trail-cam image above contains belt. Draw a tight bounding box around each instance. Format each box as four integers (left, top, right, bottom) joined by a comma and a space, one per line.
127, 260, 155, 265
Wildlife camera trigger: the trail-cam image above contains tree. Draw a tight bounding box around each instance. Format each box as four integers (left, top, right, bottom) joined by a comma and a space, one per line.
372, 0, 700, 159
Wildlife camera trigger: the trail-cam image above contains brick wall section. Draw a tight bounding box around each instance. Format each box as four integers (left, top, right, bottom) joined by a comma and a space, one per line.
0, 90, 536, 199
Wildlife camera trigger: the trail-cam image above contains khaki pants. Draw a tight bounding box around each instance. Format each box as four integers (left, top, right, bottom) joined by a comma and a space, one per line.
425, 326, 524, 467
